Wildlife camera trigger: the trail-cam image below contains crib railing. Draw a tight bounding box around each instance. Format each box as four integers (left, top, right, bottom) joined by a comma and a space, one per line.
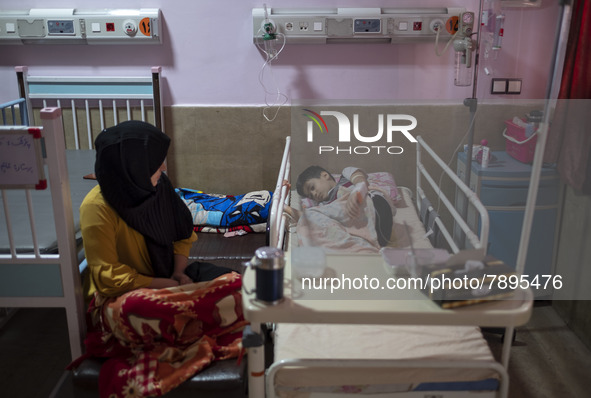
16, 65, 163, 149
0, 67, 165, 360
0, 98, 28, 126
0, 108, 85, 359
416, 135, 489, 254
1, 99, 37, 257
268, 136, 291, 250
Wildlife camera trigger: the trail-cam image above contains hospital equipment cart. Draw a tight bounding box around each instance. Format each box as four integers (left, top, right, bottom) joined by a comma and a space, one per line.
456, 151, 560, 282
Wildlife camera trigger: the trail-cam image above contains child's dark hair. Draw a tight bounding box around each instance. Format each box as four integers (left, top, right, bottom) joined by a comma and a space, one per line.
296, 166, 334, 197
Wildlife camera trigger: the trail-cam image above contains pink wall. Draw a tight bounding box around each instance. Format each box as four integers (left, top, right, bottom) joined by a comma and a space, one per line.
0, 0, 561, 106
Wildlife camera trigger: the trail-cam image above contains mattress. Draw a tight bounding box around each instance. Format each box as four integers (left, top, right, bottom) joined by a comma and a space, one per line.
273, 323, 499, 397
0, 149, 97, 254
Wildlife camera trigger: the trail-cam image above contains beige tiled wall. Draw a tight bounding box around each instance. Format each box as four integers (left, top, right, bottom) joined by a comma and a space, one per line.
164, 106, 290, 194
164, 102, 537, 194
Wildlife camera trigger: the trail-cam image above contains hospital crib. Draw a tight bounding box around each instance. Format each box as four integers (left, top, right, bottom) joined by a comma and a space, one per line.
1, 67, 252, 397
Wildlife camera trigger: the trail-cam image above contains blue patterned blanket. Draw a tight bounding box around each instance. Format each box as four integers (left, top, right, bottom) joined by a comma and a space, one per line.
176, 188, 272, 233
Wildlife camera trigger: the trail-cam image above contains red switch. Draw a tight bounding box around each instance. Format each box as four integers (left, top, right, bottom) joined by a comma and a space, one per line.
106, 23, 115, 32
413, 21, 422, 31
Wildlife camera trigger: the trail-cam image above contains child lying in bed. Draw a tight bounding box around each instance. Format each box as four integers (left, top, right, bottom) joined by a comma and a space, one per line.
287, 165, 394, 247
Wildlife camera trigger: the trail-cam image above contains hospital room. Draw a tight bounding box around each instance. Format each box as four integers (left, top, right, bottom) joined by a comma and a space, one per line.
0, 0, 590, 397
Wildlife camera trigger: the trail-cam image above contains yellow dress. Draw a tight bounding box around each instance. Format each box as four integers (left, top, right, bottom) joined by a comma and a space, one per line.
80, 185, 197, 300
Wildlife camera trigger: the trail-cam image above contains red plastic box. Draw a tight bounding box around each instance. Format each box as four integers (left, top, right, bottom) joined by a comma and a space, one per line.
503, 119, 538, 163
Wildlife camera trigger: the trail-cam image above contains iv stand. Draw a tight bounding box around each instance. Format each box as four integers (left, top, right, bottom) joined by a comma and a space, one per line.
458, 0, 484, 247
458, 0, 571, 370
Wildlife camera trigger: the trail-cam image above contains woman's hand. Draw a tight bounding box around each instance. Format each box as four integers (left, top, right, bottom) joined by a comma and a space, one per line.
172, 272, 193, 285
172, 254, 192, 285
149, 277, 180, 289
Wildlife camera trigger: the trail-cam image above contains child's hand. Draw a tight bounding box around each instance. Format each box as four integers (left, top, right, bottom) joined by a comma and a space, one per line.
284, 205, 300, 223
346, 182, 368, 219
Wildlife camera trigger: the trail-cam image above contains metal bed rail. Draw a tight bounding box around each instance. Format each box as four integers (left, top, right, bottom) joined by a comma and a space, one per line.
416, 135, 490, 254
268, 136, 291, 250
267, 357, 509, 398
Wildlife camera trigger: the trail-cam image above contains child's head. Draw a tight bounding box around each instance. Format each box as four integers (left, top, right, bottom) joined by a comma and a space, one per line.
296, 166, 336, 202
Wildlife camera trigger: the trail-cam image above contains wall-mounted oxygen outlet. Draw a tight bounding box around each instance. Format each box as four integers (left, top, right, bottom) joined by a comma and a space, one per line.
429, 19, 445, 33
123, 19, 138, 36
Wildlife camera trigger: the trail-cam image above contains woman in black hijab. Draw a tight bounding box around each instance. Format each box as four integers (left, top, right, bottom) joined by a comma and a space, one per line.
73, 122, 245, 398
81, 120, 228, 299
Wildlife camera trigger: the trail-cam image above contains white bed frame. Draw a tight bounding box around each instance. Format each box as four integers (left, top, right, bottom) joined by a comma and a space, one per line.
259, 136, 522, 398
0, 66, 163, 360
268, 136, 291, 249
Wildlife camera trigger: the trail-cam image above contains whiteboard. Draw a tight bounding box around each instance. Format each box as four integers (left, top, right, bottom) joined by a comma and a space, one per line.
0, 126, 46, 189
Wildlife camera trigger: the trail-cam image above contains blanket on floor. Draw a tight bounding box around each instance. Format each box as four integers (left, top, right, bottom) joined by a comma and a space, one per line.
71, 272, 247, 398
176, 189, 272, 233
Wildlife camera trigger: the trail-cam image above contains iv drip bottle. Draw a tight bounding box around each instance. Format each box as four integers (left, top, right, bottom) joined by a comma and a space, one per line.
493, 14, 505, 50
455, 51, 473, 86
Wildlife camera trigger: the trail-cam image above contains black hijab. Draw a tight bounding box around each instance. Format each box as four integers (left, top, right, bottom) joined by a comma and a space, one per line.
94, 120, 194, 278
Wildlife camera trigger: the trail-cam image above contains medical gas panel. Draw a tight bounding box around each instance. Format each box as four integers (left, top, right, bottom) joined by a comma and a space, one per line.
0, 9, 161, 44
253, 7, 467, 44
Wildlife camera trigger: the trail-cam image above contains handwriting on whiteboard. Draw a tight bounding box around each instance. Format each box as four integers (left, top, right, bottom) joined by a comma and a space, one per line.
0, 132, 42, 187
0, 135, 33, 150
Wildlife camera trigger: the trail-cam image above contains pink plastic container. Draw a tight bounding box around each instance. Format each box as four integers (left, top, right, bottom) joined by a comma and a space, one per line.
503, 119, 538, 163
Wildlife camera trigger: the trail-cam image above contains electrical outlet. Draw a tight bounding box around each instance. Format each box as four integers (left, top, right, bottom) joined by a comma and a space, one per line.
491, 78, 507, 94
507, 79, 522, 94
491, 78, 522, 94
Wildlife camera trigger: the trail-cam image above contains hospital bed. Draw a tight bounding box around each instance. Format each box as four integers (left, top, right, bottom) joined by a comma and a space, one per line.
245, 136, 534, 398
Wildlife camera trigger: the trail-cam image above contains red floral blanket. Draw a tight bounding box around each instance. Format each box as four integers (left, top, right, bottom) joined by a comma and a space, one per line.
70, 272, 247, 397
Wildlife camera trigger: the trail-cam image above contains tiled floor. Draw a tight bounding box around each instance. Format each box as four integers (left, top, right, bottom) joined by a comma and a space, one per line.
0, 308, 72, 398
1, 303, 590, 398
